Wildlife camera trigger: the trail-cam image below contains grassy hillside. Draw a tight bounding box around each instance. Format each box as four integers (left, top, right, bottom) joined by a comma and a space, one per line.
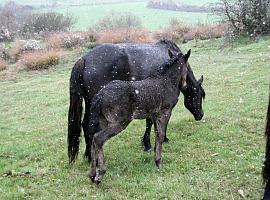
50, 2, 218, 31
0, 1, 219, 30
0, 37, 269, 199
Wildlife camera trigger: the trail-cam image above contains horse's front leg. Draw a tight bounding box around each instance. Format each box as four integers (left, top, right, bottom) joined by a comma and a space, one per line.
142, 118, 153, 151
163, 122, 170, 143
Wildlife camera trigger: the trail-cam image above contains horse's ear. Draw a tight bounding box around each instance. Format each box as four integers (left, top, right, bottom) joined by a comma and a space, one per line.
180, 62, 188, 89
168, 49, 174, 58
198, 75, 203, 85
184, 49, 191, 63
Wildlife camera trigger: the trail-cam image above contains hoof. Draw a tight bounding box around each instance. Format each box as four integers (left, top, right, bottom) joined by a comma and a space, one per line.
163, 137, 169, 143
90, 176, 95, 183
144, 146, 152, 152
94, 177, 101, 185
155, 159, 161, 168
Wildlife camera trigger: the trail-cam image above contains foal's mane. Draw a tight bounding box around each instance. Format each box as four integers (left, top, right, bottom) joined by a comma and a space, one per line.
150, 54, 183, 78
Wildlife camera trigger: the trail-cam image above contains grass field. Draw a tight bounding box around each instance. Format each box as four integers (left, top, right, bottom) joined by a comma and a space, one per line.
0, 0, 219, 30
0, 37, 269, 199
50, 2, 218, 31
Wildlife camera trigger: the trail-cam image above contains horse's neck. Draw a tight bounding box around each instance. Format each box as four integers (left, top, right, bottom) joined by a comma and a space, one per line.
161, 68, 181, 92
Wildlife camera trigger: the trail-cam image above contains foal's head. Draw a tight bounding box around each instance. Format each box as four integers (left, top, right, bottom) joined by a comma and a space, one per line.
178, 50, 205, 121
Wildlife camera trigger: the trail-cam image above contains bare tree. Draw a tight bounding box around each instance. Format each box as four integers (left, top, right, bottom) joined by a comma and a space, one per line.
215, 0, 270, 37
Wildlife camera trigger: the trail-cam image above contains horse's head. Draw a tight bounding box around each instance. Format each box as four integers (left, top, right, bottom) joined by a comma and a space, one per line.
179, 51, 205, 121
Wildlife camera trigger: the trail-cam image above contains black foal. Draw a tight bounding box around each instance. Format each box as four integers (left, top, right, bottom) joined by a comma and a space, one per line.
88, 50, 190, 184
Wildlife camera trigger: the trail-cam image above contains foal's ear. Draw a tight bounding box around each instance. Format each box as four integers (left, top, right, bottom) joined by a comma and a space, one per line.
198, 75, 204, 85
184, 49, 191, 63
168, 49, 174, 58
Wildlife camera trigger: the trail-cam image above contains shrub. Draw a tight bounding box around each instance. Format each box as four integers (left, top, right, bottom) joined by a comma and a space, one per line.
22, 12, 76, 34
155, 18, 226, 43
96, 28, 154, 44
0, 43, 9, 60
0, 58, 7, 71
93, 12, 142, 31
20, 50, 63, 70
214, 0, 270, 37
0, 1, 33, 40
8, 39, 42, 61
47, 32, 97, 49
147, 0, 209, 12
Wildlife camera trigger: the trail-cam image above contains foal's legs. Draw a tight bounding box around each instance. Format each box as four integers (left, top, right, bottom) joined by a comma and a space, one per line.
142, 117, 170, 152
153, 118, 165, 169
142, 118, 153, 151
153, 109, 172, 168
90, 123, 128, 184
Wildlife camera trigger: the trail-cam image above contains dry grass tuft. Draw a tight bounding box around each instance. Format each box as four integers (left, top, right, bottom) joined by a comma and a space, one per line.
46, 32, 97, 49
155, 19, 226, 43
97, 28, 154, 44
20, 50, 63, 70
0, 59, 7, 71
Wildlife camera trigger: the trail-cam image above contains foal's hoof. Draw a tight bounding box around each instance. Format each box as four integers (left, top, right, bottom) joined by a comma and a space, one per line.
163, 137, 169, 143
155, 159, 161, 169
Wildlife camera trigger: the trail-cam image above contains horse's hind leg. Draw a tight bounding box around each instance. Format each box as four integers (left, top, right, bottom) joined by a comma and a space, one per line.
142, 118, 153, 151
90, 123, 128, 184
82, 100, 92, 162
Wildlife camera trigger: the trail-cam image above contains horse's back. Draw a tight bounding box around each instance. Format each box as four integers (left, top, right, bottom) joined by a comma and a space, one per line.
79, 40, 180, 99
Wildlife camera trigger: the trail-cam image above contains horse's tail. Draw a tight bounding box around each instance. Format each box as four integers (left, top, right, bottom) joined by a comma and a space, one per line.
68, 58, 85, 164
263, 86, 270, 199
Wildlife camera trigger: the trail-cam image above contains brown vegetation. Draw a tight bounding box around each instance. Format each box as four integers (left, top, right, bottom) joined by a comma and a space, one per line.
8, 39, 42, 61
97, 28, 154, 44
0, 58, 7, 71
155, 19, 226, 43
20, 50, 63, 70
46, 32, 97, 49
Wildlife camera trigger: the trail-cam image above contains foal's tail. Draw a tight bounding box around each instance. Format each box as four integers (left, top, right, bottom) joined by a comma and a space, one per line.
88, 95, 102, 134
263, 86, 270, 199
68, 58, 85, 164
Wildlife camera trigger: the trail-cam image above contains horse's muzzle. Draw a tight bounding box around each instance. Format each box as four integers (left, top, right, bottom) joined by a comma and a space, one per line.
194, 112, 204, 121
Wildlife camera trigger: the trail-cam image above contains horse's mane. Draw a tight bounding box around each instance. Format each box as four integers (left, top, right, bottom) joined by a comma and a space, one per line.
157, 39, 182, 54
149, 54, 182, 78
157, 39, 197, 83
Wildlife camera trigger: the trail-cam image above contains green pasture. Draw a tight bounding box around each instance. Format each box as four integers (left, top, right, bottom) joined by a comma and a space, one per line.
0, 37, 269, 199
47, 2, 218, 31
0, 1, 219, 30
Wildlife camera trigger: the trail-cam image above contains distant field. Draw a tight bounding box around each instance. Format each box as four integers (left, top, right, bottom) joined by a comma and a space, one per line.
0, 0, 219, 7
46, 2, 219, 31
0, 1, 219, 30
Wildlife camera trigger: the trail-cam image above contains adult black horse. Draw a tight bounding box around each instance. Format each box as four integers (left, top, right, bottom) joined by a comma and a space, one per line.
68, 39, 205, 163
263, 86, 270, 200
